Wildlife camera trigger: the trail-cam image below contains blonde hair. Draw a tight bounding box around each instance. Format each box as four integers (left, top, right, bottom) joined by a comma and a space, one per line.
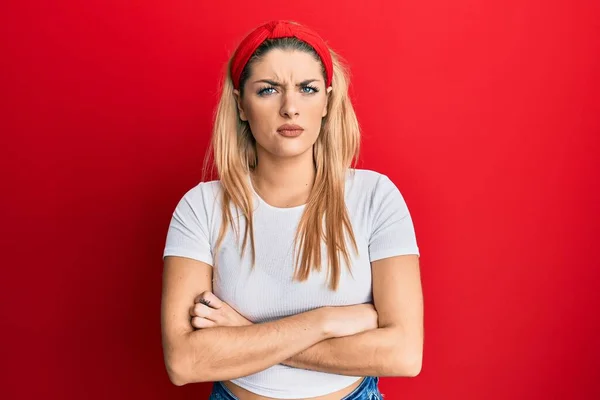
202, 37, 361, 290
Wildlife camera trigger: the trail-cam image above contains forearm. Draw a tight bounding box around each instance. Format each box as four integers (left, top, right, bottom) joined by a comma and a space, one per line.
173, 308, 332, 384
282, 326, 420, 377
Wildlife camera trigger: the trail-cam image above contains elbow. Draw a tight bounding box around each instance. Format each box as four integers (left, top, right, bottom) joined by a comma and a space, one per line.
168, 370, 187, 387
163, 342, 197, 386
165, 353, 190, 386
165, 347, 215, 386
386, 349, 423, 377
387, 330, 423, 377
163, 332, 218, 385
400, 354, 423, 377
163, 334, 190, 386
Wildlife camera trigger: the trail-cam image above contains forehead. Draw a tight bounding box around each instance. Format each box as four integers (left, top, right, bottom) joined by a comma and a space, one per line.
249, 49, 324, 81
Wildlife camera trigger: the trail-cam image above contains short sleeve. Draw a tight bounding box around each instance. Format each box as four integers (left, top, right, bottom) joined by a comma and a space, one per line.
162, 184, 213, 266
368, 174, 420, 261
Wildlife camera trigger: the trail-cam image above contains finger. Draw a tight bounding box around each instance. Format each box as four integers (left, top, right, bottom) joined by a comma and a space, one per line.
194, 291, 224, 309
193, 291, 223, 309
190, 303, 214, 319
191, 316, 217, 329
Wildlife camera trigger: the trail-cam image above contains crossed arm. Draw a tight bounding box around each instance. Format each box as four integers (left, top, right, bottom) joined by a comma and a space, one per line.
161, 254, 423, 385
280, 254, 423, 376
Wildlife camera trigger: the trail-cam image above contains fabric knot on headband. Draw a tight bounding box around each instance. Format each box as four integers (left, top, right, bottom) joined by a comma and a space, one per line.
230, 20, 333, 90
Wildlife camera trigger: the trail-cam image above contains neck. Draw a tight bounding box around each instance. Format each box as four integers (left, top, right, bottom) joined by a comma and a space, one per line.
251, 147, 315, 208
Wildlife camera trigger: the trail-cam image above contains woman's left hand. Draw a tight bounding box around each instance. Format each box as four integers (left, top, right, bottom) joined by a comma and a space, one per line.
189, 291, 253, 329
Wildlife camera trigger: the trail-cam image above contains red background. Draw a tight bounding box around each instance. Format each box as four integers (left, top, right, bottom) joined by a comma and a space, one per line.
2, 1, 599, 399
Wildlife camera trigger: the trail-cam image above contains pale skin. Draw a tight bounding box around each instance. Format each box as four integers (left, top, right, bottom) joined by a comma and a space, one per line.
161, 49, 423, 399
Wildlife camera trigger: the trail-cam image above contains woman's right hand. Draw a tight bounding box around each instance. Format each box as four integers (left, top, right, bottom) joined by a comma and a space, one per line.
322, 303, 379, 338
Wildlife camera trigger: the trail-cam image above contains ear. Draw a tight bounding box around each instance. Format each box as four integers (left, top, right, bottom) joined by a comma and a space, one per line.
322, 86, 333, 118
233, 89, 248, 121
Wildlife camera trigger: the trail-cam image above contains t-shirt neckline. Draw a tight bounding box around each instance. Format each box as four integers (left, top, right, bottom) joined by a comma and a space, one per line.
248, 174, 307, 212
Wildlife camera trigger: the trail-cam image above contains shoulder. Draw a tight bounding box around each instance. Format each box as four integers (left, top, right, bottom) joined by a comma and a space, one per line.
346, 168, 398, 196
181, 179, 223, 201
346, 168, 412, 220
174, 180, 223, 214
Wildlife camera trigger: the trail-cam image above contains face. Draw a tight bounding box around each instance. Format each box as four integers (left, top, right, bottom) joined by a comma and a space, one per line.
233, 49, 332, 160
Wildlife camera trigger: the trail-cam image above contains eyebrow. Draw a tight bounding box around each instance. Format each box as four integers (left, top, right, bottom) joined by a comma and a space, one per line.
252, 79, 320, 87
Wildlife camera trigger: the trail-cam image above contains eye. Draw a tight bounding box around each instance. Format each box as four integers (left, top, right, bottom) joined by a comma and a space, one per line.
301, 85, 319, 94
257, 86, 277, 96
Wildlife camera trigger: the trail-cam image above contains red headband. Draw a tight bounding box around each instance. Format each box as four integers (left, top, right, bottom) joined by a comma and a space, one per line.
230, 20, 333, 90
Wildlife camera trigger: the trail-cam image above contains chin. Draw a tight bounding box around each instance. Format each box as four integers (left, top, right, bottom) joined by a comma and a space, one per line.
259, 135, 317, 159
272, 146, 312, 159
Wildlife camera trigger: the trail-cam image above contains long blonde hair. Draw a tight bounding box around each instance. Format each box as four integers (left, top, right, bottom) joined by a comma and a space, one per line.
203, 36, 361, 290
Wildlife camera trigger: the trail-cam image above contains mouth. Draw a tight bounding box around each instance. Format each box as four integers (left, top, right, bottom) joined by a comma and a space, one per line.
277, 129, 304, 137
277, 124, 305, 137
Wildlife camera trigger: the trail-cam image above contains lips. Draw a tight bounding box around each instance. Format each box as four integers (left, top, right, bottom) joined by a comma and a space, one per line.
277, 124, 304, 137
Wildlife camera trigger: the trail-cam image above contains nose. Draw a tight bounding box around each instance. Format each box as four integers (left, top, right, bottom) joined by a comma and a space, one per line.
279, 91, 299, 118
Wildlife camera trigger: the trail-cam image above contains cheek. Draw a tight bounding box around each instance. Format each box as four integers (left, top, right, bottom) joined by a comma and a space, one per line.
316, 102, 327, 117
306, 100, 327, 126
245, 102, 274, 128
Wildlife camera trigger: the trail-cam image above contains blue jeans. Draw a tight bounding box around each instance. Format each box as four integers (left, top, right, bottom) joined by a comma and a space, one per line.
208, 377, 382, 399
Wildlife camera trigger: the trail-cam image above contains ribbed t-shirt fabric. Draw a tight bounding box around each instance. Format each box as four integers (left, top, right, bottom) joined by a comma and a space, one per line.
163, 168, 420, 399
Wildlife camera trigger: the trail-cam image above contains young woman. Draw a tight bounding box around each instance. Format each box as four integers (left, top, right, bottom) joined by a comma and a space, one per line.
161, 20, 423, 400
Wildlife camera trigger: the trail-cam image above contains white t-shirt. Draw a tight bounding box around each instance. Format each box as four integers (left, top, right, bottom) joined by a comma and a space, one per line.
163, 168, 420, 399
